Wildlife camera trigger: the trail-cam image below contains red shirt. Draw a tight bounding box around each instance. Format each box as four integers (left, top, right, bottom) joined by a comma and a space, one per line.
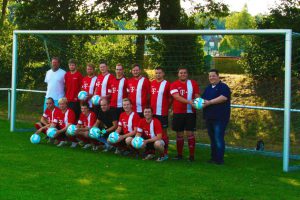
94, 73, 115, 96
81, 76, 97, 95
150, 79, 170, 116
78, 112, 97, 128
53, 108, 76, 129
137, 117, 167, 141
109, 76, 128, 108
65, 71, 83, 102
43, 107, 61, 124
170, 79, 200, 114
118, 111, 140, 135
127, 76, 150, 113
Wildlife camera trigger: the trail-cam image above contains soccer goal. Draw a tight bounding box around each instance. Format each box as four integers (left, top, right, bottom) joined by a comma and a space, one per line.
9, 29, 299, 172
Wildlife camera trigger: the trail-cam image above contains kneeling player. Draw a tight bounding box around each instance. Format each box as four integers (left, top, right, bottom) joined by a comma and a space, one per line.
75, 103, 97, 150
34, 97, 60, 139
135, 107, 168, 161
109, 98, 140, 154
51, 97, 76, 147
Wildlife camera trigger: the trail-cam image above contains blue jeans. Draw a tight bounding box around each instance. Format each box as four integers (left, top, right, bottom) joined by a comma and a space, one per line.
206, 119, 228, 163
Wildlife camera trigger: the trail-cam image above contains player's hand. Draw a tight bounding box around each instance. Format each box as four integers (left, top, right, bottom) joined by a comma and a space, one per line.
203, 100, 211, 108
118, 135, 125, 141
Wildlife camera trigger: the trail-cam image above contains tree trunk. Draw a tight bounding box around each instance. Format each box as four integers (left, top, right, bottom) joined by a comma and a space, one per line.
0, 0, 9, 29
135, 0, 146, 67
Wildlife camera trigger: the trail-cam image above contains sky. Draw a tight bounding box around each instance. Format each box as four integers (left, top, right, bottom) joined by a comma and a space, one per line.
182, 0, 278, 16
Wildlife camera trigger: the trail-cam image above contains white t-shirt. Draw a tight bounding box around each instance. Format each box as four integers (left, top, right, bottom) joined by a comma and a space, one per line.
44, 68, 66, 100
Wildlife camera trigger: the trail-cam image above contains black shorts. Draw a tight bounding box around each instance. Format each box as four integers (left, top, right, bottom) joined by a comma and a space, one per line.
153, 115, 168, 128
172, 113, 196, 132
68, 102, 81, 120
146, 142, 155, 150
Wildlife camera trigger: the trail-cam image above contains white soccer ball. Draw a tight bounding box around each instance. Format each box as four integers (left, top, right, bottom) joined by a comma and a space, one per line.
89, 127, 101, 139
91, 95, 101, 105
193, 97, 205, 110
108, 132, 119, 144
131, 136, 144, 149
46, 127, 57, 138
67, 124, 77, 136
78, 91, 88, 101
30, 134, 41, 144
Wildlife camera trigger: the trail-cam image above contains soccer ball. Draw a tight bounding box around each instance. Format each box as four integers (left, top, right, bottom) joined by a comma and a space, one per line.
91, 95, 101, 105
193, 97, 205, 110
89, 127, 101, 139
67, 124, 77, 136
30, 134, 41, 144
131, 136, 144, 149
108, 132, 119, 144
78, 91, 88, 101
46, 127, 57, 138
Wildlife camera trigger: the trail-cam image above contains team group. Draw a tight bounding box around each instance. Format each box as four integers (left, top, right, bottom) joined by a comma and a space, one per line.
34, 57, 231, 164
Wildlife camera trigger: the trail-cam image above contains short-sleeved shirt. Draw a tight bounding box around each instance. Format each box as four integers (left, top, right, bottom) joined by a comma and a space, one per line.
97, 108, 118, 129
65, 71, 83, 102
53, 108, 76, 129
201, 81, 231, 121
43, 107, 61, 124
150, 79, 170, 116
118, 111, 140, 134
137, 117, 167, 141
82, 76, 97, 95
127, 76, 150, 113
170, 79, 200, 114
94, 73, 115, 96
109, 76, 128, 108
78, 112, 97, 128
44, 68, 66, 100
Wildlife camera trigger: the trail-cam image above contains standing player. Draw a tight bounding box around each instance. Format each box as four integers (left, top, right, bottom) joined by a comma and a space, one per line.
35, 97, 61, 137
44, 57, 66, 110
150, 67, 171, 160
52, 97, 76, 147
93, 60, 115, 114
64, 59, 83, 120
111, 98, 140, 154
81, 63, 97, 108
136, 107, 168, 161
75, 103, 97, 150
109, 63, 128, 119
127, 64, 150, 117
93, 98, 118, 151
170, 67, 200, 161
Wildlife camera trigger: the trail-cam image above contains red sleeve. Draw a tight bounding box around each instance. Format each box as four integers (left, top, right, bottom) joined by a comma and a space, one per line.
68, 109, 76, 124
137, 119, 144, 134
52, 109, 61, 124
166, 81, 170, 96
90, 112, 97, 125
170, 81, 179, 96
78, 113, 84, 125
123, 79, 128, 97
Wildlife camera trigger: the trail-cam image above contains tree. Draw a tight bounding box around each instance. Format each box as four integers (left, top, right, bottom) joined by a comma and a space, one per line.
0, 0, 9, 29
219, 5, 256, 56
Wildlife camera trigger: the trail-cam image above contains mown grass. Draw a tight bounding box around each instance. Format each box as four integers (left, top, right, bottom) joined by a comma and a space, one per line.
0, 119, 300, 200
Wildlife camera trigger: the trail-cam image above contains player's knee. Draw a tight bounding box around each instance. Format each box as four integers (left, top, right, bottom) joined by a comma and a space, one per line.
125, 137, 132, 146
154, 141, 164, 151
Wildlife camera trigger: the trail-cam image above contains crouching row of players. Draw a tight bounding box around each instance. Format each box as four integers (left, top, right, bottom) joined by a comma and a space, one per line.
33, 97, 168, 162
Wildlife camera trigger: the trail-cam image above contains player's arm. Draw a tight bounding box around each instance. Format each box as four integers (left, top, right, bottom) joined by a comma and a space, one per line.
40, 115, 49, 125
204, 95, 228, 106
105, 120, 118, 134
143, 133, 162, 146
119, 127, 137, 140
172, 93, 193, 105
93, 119, 101, 128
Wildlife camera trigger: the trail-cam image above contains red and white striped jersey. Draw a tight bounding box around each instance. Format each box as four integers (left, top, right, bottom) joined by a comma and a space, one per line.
137, 117, 167, 140
127, 76, 150, 113
53, 108, 76, 129
170, 79, 200, 114
78, 111, 97, 128
81, 75, 97, 95
43, 107, 61, 124
150, 79, 170, 116
109, 76, 128, 108
94, 73, 115, 97
118, 111, 140, 134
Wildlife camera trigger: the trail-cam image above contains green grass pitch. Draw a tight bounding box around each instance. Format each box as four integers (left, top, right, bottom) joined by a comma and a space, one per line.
0, 120, 300, 200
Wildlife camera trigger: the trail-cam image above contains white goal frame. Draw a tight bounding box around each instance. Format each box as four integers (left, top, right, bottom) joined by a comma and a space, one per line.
10, 29, 293, 172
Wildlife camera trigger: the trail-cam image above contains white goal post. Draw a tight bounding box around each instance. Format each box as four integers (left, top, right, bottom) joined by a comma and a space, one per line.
10, 29, 292, 172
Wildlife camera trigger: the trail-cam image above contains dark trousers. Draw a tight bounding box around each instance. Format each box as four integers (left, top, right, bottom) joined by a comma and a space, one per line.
206, 119, 228, 164
68, 101, 81, 121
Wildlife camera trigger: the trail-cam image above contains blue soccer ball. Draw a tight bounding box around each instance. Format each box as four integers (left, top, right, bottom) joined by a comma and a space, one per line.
108, 132, 119, 144
91, 95, 101, 105
193, 97, 205, 110
47, 127, 57, 138
131, 136, 144, 149
89, 127, 101, 139
30, 134, 41, 144
67, 124, 77, 136
78, 91, 88, 101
